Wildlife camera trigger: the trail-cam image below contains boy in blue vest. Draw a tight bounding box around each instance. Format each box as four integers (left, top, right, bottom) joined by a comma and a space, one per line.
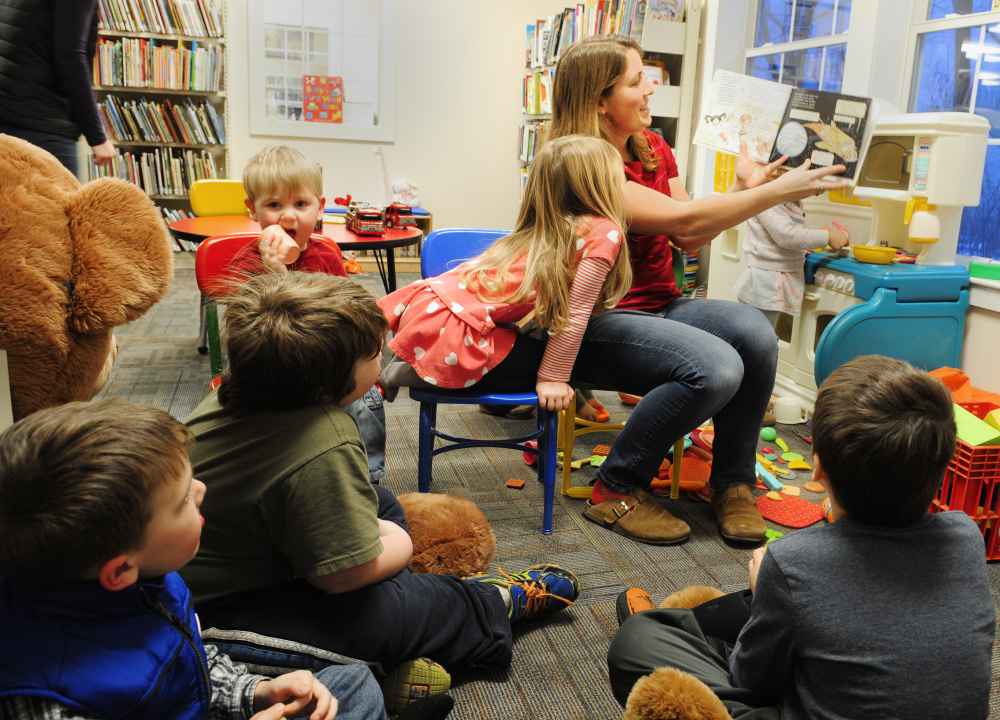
0, 399, 403, 720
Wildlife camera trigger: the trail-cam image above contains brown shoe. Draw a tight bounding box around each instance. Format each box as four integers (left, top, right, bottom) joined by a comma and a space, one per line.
711, 483, 767, 542
584, 488, 690, 545
762, 411, 775, 426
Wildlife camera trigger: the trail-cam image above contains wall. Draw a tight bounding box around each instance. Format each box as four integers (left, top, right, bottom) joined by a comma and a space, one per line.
225, 0, 569, 230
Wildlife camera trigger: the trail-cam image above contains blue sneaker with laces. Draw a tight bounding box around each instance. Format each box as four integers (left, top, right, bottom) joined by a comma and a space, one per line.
464, 564, 579, 622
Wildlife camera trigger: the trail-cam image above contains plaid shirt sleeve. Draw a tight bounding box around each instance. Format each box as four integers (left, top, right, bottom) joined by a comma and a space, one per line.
205, 644, 265, 720
0, 695, 94, 720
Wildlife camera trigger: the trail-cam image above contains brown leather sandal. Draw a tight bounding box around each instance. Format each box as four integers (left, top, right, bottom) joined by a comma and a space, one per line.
583, 488, 690, 545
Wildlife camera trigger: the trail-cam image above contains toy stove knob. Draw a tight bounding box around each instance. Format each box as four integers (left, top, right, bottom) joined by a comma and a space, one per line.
814, 269, 826, 286
844, 278, 855, 294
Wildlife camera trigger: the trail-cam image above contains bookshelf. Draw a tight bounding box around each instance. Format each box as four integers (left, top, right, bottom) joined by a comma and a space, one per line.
88, 0, 227, 246
521, 2, 702, 192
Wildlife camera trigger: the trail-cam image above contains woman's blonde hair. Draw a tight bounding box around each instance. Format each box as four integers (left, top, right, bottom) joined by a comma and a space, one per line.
549, 35, 658, 172
460, 135, 632, 334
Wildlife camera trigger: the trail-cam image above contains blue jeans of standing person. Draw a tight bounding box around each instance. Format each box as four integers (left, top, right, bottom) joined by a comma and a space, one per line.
474, 297, 778, 495
312, 663, 387, 720
0, 124, 79, 175
345, 386, 387, 484
195, 485, 512, 673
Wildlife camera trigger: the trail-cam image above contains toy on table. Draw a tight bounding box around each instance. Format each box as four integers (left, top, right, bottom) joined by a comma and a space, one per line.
344, 200, 418, 235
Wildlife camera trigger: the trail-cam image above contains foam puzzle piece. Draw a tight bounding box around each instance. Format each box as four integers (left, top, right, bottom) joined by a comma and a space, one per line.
955, 403, 1000, 446
788, 460, 811, 470
803, 481, 825, 493
757, 493, 826, 528
782, 485, 800, 496
775, 438, 789, 452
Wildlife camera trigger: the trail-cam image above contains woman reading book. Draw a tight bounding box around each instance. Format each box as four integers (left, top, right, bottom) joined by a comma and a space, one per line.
545, 35, 850, 546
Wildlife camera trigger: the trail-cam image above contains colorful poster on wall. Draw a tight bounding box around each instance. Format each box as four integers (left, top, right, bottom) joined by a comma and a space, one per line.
303, 76, 343, 123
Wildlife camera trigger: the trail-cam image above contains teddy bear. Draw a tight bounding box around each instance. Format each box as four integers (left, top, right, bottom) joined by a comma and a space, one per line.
397, 492, 496, 576
0, 134, 174, 422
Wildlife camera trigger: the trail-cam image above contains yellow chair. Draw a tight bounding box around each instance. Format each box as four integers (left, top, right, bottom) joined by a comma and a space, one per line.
190, 179, 250, 217
558, 398, 685, 500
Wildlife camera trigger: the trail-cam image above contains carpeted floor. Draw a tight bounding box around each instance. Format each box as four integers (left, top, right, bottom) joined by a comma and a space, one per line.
97, 257, 1000, 719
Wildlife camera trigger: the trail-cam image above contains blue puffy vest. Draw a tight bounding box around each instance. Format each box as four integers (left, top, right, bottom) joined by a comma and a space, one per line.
0, 572, 211, 720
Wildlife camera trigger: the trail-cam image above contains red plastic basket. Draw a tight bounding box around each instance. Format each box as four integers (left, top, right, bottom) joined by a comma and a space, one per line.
930, 401, 1000, 560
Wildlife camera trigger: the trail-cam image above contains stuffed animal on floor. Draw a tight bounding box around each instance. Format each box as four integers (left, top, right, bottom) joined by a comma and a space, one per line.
0, 134, 173, 421
398, 492, 495, 576
624, 585, 733, 720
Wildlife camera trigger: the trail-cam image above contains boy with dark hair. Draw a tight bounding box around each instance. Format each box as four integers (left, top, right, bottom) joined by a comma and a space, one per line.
0, 399, 384, 720
181, 272, 580, 713
607, 355, 995, 719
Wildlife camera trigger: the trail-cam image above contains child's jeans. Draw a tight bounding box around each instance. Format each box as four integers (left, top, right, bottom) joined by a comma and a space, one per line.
344, 386, 386, 484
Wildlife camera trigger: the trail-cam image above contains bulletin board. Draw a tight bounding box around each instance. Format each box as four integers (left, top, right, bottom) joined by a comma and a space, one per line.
248, 0, 396, 141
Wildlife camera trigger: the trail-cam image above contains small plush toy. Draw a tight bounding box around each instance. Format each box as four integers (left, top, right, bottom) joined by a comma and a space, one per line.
0, 134, 173, 421
397, 492, 495, 576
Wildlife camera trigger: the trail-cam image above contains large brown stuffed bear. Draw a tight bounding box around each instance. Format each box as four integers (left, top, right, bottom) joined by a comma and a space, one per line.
0, 134, 173, 421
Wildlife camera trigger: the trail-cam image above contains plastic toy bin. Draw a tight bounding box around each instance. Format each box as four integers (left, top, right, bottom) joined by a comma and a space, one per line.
930, 401, 1000, 560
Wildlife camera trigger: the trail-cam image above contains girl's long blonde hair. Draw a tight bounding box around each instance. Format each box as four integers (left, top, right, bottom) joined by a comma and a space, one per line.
548, 35, 659, 172
460, 135, 632, 335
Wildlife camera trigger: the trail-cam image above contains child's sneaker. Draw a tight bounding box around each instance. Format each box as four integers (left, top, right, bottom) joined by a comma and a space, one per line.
464, 564, 579, 621
382, 657, 452, 715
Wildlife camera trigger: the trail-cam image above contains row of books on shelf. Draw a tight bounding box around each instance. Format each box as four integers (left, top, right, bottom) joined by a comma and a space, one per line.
523, 68, 554, 115
99, 95, 226, 146
519, 120, 549, 163
98, 0, 223, 38
527, 0, 651, 69
679, 246, 698, 296
94, 38, 224, 92
161, 207, 198, 251
86, 147, 219, 198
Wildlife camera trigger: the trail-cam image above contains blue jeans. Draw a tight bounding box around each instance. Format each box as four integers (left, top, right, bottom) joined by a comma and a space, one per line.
313, 663, 387, 720
0, 124, 79, 175
345, 386, 387, 484
572, 297, 778, 494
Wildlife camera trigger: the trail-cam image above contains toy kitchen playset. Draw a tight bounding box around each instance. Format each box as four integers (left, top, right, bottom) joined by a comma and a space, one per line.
707, 111, 990, 410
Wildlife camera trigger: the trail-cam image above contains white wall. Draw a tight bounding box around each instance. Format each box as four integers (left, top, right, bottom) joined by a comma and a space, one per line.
225, 0, 569, 230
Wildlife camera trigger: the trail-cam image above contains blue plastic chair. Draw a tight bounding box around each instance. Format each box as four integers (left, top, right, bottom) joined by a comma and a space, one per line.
408, 228, 562, 535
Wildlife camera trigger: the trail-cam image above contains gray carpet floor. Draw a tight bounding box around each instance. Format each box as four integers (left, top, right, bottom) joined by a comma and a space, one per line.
96, 257, 1000, 719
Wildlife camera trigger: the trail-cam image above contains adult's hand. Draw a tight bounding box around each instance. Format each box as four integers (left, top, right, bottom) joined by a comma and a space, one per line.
90, 140, 116, 165
731, 137, 788, 191
773, 159, 851, 202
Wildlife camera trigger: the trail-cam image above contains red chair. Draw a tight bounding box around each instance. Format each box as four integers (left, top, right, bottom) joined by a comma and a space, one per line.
195, 232, 343, 381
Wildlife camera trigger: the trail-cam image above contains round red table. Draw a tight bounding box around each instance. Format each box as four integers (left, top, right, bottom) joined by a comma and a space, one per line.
168, 215, 423, 293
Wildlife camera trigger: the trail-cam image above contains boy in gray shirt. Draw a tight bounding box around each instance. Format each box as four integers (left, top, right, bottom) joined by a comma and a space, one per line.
608, 355, 995, 719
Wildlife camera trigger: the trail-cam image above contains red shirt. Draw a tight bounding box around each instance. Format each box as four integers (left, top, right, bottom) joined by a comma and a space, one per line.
229, 236, 347, 278
618, 129, 682, 312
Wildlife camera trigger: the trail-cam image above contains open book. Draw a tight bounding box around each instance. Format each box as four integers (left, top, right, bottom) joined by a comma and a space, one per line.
693, 69, 879, 181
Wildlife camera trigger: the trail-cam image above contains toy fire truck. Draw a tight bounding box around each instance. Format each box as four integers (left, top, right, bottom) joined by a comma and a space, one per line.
383, 202, 418, 230
345, 203, 386, 236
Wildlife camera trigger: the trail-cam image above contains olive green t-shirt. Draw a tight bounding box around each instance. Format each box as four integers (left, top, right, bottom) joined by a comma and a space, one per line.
180, 392, 382, 605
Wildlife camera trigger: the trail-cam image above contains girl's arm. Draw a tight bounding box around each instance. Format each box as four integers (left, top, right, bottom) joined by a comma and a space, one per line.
535, 255, 612, 411
627, 161, 850, 244
755, 204, 832, 252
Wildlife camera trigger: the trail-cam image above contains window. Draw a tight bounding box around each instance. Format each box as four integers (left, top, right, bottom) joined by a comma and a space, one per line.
909, 7, 1000, 260
747, 1, 851, 91
248, 0, 396, 142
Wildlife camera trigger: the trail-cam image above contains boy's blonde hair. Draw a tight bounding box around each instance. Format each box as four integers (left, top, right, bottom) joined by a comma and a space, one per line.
549, 35, 658, 173
0, 400, 194, 588
242, 145, 323, 203
460, 134, 632, 335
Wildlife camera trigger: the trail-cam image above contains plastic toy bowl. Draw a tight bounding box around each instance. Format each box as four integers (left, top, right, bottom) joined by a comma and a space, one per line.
851, 244, 896, 264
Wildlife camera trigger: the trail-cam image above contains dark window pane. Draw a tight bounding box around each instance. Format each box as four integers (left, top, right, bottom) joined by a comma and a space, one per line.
956, 143, 1000, 260
747, 53, 784, 83
792, 0, 834, 41
756, 0, 791, 46
822, 43, 846, 91
928, 0, 993, 20
781, 48, 824, 88
911, 28, 976, 112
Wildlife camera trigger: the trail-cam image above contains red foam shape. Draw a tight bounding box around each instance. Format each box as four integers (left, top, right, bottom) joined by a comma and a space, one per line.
757, 493, 826, 528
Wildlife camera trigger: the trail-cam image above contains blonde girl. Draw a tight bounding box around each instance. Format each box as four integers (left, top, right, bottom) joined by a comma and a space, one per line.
378, 134, 630, 413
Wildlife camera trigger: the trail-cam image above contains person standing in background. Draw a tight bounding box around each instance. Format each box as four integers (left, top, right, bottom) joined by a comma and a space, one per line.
0, 0, 115, 175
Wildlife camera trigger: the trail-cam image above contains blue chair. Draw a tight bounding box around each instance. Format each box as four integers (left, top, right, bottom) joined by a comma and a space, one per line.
408, 228, 562, 535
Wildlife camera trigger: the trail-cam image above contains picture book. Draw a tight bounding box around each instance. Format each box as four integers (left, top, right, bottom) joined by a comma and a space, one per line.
693, 69, 878, 180
302, 75, 343, 124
